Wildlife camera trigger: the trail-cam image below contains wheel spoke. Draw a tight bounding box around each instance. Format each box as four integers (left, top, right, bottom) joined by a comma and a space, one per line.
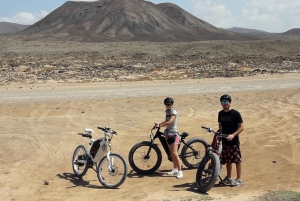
72, 145, 89, 178
98, 153, 127, 188
181, 139, 208, 168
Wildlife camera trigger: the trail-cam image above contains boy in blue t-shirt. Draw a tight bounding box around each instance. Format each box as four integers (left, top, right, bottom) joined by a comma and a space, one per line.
218, 94, 244, 186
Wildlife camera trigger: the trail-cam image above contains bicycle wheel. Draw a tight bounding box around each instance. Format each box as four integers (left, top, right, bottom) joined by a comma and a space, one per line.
181, 138, 208, 168
72, 145, 89, 178
97, 153, 128, 188
217, 144, 223, 173
128, 141, 162, 174
196, 152, 220, 193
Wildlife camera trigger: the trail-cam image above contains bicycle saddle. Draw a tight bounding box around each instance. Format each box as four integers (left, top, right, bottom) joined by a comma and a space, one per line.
180, 132, 189, 138
84, 128, 94, 134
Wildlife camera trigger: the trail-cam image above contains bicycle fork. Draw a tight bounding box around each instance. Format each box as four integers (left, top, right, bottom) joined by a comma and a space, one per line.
106, 151, 114, 172
144, 139, 156, 160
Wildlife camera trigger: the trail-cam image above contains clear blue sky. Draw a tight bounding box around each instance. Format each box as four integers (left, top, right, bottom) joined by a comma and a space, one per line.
0, 0, 299, 33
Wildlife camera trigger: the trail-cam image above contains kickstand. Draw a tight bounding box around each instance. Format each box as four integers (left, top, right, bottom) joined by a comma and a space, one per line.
218, 175, 226, 185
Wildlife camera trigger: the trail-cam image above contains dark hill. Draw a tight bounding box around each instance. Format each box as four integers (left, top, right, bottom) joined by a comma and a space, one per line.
226, 27, 268, 34
19, 0, 253, 42
0, 22, 29, 34
283, 28, 300, 35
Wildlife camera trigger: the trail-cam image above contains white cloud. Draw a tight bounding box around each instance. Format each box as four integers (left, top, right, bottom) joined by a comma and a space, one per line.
191, 0, 239, 29
243, 0, 300, 32
0, 11, 49, 25
191, 0, 300, 32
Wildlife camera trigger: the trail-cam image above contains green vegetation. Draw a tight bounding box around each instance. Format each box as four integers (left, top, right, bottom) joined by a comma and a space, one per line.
250, 190, 300, 201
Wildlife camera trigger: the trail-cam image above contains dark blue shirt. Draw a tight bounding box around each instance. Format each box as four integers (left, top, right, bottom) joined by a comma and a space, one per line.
218, 109, 243, 146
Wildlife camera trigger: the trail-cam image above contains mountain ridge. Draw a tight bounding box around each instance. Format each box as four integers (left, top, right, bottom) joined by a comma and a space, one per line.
226, 27, 268, 34
0, 22, 30, 34
283, 28, 300, 35
18, 0, 252, 42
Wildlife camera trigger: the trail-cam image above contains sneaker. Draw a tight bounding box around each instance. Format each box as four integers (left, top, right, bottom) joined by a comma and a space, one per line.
176, 171, 183, 179
167, 169, 178, 175
222, 176, 233, 185
231, 178, 243, 186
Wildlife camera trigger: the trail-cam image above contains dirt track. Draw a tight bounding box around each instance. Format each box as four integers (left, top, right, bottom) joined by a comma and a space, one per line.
1, 74, 300, 103
0, 74, 300, 201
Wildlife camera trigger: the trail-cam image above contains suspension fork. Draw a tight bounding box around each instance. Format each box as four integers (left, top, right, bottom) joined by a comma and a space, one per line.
106, 151, 113, 171
144, 138, 155, 159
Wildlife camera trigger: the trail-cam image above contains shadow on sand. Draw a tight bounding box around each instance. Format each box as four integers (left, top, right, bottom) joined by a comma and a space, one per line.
56, 172, 106, 189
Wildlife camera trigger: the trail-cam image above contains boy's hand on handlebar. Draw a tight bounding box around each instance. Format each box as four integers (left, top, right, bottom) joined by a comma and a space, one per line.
226, 134, 234, 141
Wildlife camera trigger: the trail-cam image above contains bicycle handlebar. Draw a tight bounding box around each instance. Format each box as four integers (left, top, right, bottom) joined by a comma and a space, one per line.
201, 126, 212, 132
97, 127, 117, 135
201, 126, 228, 138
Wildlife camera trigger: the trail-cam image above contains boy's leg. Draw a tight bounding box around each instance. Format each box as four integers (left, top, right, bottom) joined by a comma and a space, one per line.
226, 163, 232, 178
236, 162, 241, 179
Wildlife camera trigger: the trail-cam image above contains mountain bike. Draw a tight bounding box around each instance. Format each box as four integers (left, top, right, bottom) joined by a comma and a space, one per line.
72, 126, 128, 188
196, 126, 228, 193
128, 123, 208, 174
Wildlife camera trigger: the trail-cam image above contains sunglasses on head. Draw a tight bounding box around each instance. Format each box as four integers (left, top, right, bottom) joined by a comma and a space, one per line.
221, 100, 230, 104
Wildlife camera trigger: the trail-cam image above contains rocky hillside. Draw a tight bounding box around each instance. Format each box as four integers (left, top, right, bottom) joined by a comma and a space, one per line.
0, 36, 299, 84
19, 0, 251, 42
0, 22, 29, 34
226, 27, 268, 34
283, 28, 300, 35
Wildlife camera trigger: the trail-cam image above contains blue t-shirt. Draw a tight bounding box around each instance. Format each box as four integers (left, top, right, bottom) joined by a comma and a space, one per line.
218, 109, 243, 146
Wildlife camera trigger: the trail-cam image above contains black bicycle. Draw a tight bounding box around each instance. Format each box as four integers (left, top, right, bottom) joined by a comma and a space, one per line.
128, 123, 208, 174
196, 126, 228, 193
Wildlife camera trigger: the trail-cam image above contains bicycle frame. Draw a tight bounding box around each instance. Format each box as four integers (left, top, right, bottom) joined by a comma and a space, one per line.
74, 126, 128, 188
211, 134, 223, 156
78, 127, 116, 171
202, 126, 226, 156
149, 127, 195, 162
201, 126, 227, 183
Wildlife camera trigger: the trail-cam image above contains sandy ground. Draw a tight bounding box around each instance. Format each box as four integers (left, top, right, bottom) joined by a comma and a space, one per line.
0, 74, 300, 201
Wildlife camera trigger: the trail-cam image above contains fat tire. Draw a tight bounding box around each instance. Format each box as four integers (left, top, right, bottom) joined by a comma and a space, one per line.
217, 144, 223, 173
128, 141, 162, 174
72, 145, 89, 178
196, 152, 220, 193
97, 153, 128, 188
181, 138, 208, 168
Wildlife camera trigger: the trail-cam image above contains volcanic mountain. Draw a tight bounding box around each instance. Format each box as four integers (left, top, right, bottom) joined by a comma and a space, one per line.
283, 28, 300, 35
226, 27, 268, 34
0, 22, 29, 34
20, 0, 251, 42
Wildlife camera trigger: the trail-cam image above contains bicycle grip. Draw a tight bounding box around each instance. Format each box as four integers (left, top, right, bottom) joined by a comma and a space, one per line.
97, 127, 105, 131
202, 126, 209, 130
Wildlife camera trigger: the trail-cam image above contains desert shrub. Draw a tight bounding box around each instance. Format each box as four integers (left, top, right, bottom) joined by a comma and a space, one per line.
250, 190, 300, 201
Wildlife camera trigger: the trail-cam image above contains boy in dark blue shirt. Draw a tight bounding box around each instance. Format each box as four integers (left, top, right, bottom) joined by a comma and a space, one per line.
218, 94, 244, 186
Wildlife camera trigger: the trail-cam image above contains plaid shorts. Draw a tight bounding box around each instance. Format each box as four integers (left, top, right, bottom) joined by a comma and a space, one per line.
220, 144, 242, 164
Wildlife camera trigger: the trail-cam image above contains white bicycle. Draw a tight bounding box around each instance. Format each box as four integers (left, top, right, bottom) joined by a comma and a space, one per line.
72, 126, 128, 188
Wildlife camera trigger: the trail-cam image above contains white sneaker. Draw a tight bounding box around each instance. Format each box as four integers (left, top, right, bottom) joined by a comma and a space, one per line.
176, 171, 183, 179
167, 169, 178, 175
